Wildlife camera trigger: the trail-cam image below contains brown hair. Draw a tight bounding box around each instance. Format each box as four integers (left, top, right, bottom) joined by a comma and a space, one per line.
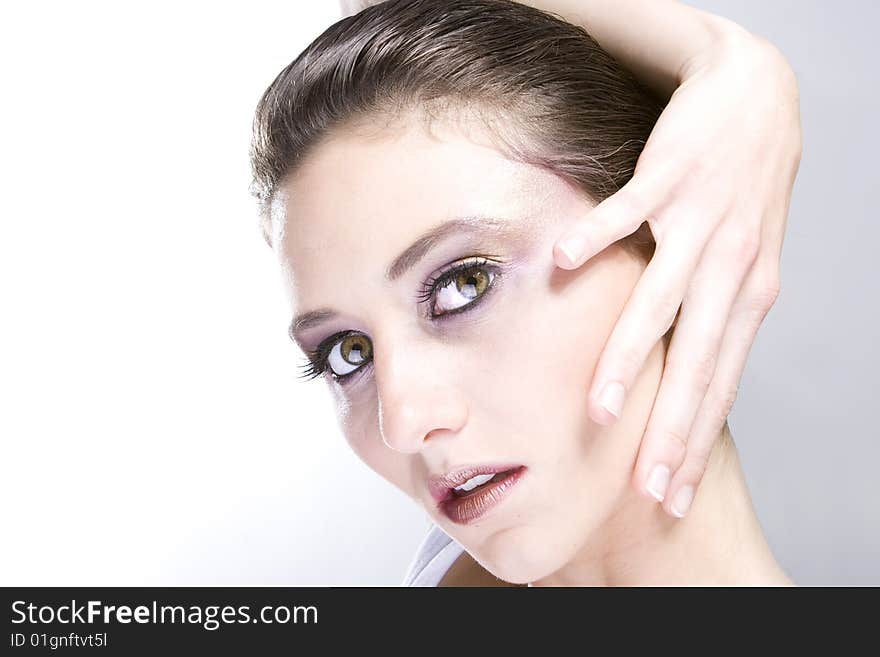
249, 0, 664, 258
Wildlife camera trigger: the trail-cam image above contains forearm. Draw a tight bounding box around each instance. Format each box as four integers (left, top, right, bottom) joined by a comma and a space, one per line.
339, 0, 759, 98
516, 0, 757, 97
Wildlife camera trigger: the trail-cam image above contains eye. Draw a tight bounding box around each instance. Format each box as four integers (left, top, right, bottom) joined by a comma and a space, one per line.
297, 257, 501, 385
420, 258, 500, 318
327, 333, 372, 377
298, 331, 373, 384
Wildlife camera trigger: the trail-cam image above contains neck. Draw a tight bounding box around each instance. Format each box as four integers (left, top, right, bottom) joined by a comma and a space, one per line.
531, 424, 792, 586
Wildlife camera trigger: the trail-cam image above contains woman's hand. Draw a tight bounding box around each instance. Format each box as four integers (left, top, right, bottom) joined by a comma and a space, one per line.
553, 30, 802, 517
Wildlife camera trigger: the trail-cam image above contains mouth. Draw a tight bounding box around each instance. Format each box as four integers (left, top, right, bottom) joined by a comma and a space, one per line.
428, 464, 527, 525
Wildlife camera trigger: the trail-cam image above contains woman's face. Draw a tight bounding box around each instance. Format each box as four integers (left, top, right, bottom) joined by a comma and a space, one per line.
275, 113, 662, 583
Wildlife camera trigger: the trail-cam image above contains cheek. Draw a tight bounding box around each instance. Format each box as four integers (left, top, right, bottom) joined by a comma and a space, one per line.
334, 386, 380, 465
333, 385, 414, 494
487, 247, 640, 424
543, 282, 629, 387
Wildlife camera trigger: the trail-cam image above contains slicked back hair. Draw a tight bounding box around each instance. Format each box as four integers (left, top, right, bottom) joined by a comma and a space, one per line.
249, 0, 664, 258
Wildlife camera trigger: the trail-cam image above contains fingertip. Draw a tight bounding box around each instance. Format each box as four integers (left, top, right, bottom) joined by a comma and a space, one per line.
667, 484, 695, 519
597, 380, 625, 418
630, 467, 662, 503
644, 463, 671, 503
553, 233, 587, 269
588, 398, 619, 426
552, 245, 576, 269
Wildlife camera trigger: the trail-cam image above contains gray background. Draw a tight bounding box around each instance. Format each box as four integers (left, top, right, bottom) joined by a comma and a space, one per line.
690, 0, 879, 584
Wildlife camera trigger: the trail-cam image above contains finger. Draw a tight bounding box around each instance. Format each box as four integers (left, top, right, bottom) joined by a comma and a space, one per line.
587, 215, 710, 427
554, 169, 672, 270
662, 257, 780, 518
632, 225, 757, 505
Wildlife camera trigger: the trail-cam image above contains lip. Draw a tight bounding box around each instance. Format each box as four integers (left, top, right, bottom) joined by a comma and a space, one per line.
429, 464, 527, 525
428, 463, 524, 503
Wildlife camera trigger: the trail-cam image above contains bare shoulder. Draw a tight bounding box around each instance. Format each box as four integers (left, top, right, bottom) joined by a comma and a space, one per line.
438, 552, 526, 587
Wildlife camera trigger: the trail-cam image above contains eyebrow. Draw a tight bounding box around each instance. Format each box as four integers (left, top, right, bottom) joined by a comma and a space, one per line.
288, 216, 518, 344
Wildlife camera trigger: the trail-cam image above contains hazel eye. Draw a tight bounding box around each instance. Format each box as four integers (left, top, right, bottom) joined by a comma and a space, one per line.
327, 333, 372, 377
433, 266, 495, 315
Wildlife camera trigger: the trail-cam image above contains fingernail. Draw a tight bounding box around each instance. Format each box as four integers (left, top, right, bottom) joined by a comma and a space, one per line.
671, 485, 694, 518
598, 381, 625, 419
646, 464, 670, 502
557, 233, 586, 267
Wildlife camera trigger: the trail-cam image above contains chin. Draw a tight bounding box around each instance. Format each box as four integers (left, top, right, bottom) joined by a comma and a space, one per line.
468, 524, 571, 586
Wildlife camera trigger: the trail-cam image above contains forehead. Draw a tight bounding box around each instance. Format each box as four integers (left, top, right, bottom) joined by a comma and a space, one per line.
274, 114, 583, 311
281, 114, 558, 236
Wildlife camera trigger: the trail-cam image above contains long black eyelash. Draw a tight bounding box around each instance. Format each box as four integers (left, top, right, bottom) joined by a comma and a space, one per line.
298, 257, 499, 383
296, 330, 363, 382
415, 256, 497, 305
296, 357, 325, 382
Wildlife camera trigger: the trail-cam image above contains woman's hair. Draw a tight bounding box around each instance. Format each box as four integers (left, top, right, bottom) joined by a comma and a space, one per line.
249, 0, 664, 259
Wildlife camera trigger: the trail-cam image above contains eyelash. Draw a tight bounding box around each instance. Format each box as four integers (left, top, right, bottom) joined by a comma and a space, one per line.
297, 256, 502, 384
297, 329, 361, 383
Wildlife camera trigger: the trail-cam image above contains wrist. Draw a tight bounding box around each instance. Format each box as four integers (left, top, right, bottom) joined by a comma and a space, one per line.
676, 13, 789, 85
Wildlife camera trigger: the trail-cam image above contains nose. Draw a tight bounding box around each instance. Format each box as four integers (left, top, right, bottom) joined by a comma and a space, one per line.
373, 338, 469, 454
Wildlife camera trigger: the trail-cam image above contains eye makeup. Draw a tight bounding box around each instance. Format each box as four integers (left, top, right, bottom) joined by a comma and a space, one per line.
297, 329, 371, 385
296, 253, 507, 385
416, 255, 504, 319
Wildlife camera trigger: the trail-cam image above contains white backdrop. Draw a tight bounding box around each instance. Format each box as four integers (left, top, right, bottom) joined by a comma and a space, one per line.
0, 1, 430, 585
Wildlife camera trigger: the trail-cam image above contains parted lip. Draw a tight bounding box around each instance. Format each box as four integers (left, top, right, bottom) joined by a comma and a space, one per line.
428, 463, 525, 504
